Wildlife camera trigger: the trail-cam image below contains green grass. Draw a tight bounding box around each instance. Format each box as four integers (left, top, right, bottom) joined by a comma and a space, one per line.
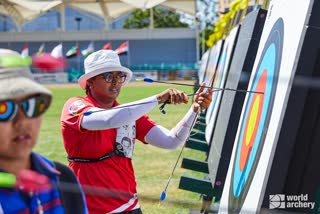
35, 84, 207, 214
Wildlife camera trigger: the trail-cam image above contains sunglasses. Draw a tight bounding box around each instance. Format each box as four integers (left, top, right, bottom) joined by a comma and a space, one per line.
101, 72, 127, 83
0, 94, 51, 122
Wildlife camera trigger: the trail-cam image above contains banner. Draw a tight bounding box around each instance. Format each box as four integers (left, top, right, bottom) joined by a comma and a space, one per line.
32, 72, 68, 84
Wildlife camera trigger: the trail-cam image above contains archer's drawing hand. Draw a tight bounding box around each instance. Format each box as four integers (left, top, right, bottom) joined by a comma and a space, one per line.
156, 88, 189, 105
193, 83, 212, 112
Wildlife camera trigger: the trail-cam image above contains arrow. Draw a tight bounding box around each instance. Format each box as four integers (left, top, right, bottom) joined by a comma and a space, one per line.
0, 171, 200, 206
137, 78, 264, 94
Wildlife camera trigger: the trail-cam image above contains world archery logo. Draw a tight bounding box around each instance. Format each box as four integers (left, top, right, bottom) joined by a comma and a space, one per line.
269, 194, 315, 210
68, 100, 86, 116
269, 194, 285, 209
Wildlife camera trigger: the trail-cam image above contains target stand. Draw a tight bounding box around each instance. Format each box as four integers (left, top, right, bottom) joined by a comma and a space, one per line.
178, 8, 267, 210
219, 0, 319, 213
262, 1, 320, 212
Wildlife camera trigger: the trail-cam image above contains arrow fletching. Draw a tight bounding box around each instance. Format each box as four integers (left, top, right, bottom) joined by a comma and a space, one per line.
160, 191, 166, 201
143, 78, 154, 83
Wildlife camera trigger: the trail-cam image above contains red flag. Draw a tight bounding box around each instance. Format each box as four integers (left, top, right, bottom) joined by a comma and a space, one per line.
21, 43, 29, 57
103, 42, 112, 50
115, 41, 129, 55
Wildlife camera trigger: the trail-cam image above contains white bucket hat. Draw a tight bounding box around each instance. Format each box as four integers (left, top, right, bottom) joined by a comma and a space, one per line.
78, 50, 133, 89
0, 49, 52, 100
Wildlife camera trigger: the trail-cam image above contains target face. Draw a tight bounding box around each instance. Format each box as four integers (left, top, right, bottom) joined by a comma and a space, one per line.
203, 40, 223, 86
205, 45, 229, 142
211, 44, 228, 105
228, 18, 284, 212
206, 43, 229, 125
198, 50, 210, 83
205, 25, 240, 143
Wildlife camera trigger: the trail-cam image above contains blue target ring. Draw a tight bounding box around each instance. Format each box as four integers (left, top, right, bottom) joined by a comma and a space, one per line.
228, 18, 284, 212
0, 101, 15, 121
233, 44, 276, 197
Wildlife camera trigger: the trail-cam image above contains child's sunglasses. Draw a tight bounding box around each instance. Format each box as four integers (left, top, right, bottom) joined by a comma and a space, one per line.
0, 94, 51, 122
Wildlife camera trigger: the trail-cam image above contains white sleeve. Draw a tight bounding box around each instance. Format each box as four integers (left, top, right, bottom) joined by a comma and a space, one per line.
144, 108, 198, 149
81, 96, 158, 130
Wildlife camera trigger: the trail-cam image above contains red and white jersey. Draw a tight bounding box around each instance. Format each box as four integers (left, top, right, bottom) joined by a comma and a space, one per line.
60, 93, 156, 213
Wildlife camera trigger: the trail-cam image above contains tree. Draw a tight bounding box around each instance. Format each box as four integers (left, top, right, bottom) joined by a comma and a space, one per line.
197, 0, 218, 29
199, 28, 214, 55
123, 7, 189, 29
194, 0, 218, 54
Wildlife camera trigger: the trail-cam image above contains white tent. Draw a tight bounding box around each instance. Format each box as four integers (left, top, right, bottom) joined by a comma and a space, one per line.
0, 0, 62, 31
0, 0, 196, 31
67, 0, 137, 29
120, 0, 196, 14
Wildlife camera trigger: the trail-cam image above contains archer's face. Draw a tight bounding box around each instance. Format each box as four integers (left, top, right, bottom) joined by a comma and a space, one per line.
0, 95, 41, 164
89, 71, 127, 101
